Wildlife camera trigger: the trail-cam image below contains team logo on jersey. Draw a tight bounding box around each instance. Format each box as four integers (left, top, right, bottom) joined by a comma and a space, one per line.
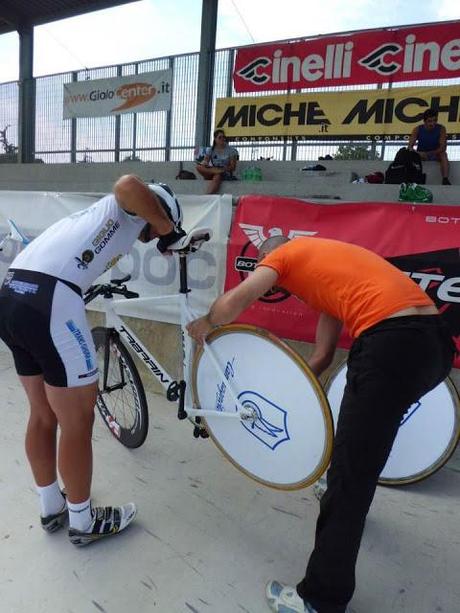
75, 249, 94, 270
236, 224, 318, 303
104, 254, 123, 272
92, 219, 121, 254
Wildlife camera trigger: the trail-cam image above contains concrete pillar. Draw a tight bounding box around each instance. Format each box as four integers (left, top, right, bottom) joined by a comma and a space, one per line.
194, 0, 218, 152
18, 24, 35, 163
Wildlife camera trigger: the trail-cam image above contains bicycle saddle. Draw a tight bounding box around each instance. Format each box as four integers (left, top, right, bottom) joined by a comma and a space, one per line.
168, 226, 213, 252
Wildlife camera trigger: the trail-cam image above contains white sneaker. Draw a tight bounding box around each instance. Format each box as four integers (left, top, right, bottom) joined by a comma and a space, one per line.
266, 580, 317, 612
68, 503, 137, 546
313, 476, 327, 501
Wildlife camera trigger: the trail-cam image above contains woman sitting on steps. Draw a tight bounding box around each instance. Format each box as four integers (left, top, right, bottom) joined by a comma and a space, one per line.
196, 129, 239, 194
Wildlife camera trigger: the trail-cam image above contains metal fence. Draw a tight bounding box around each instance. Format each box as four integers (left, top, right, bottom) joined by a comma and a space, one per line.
1, 44, 459, 163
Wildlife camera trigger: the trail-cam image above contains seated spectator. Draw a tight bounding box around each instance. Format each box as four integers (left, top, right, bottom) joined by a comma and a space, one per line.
408, 109, 451, 185
196, 129, 239, 194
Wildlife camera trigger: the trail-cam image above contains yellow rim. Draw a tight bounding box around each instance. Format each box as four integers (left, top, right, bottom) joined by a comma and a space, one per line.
325, 359, 460, 486
379, 376, 460, 485
191, 323, 334, 490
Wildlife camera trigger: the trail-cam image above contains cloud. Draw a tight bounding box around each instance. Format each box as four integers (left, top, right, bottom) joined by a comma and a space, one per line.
0, 33, 19, 83
32, 0, 201, 76
0, 0, 457, 84
218, 0, 456, 45
436, 0, 460, 19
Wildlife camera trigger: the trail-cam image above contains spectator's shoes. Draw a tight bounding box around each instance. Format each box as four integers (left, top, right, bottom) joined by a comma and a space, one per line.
68, 503, 137, 547
398, 183, 433, 203
40, 501, 68, 533
313, 476, 327, 501
266, 580, 317, 612
442, 177, 451, 185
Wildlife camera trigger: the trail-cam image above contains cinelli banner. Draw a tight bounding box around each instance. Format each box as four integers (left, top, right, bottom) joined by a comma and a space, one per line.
234, 20, 460, 92
63, 69, 172, 119
225, 196, 460, 368
215, 85, 460, 141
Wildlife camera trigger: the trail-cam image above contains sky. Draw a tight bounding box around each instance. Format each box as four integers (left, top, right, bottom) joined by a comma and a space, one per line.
0, 0, 459, 83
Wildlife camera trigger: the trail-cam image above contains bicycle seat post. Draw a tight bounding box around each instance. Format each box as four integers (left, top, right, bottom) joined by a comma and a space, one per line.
178, 252, 190, 294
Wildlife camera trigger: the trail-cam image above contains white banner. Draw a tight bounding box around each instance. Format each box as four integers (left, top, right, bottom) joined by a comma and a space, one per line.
0, 191, 232, 324
63, 70, 172, 119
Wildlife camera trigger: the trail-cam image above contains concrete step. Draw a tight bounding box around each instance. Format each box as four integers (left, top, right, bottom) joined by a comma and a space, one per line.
0, 161, 458, 204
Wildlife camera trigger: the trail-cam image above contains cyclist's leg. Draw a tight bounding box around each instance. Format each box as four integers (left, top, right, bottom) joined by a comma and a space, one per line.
20, 373, 58, 486
44, 381, 97, 504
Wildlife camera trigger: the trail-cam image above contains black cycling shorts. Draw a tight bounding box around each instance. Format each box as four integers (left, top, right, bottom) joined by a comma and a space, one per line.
0, 269, 98, 387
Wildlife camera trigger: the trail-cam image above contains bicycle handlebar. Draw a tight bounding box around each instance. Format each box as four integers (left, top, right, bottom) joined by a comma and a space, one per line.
110, 274, 131, 286
84, 282, 139, 305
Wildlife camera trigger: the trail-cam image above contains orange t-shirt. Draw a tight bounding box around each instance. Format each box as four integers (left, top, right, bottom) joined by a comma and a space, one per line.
259, 238, 434, 338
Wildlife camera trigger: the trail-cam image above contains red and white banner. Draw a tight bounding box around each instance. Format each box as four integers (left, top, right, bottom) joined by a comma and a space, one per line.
225, 195, 460, 367
234, 21, 460, 92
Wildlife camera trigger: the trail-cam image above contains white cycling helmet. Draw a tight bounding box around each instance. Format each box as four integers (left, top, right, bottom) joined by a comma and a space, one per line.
147, 182, 183, 228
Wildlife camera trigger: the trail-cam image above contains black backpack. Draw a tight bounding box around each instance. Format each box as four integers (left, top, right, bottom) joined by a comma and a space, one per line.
384, 148, 425, 184
175, 161, 196, 180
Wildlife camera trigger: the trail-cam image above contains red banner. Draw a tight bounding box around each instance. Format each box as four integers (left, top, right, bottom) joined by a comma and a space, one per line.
225, 195, 460, 367
234, 21, 460, 92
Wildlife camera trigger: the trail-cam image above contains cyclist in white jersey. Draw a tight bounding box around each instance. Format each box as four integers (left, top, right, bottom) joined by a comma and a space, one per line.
0, 174, 184, 546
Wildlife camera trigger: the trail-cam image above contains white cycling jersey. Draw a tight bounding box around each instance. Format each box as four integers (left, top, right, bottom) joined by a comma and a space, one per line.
12, 194, 146, 292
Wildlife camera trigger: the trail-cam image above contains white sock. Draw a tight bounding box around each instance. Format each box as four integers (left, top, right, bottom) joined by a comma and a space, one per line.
68, 498, 93, 531
36, 480, 66, 517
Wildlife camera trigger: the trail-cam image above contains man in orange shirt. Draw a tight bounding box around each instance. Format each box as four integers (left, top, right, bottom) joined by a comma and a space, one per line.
187, 236, 455, 613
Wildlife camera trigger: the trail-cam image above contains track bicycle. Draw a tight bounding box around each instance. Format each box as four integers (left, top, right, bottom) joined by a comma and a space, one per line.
83, 227, 334, 491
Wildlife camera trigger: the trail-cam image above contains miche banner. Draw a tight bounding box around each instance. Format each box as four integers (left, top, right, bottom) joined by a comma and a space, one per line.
225, 196, 460, 368
234, 21, 460, 92
63, 70, 172, 119
215, 85, 460, 141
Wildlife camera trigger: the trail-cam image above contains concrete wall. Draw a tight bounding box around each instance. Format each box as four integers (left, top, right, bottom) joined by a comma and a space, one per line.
0, 159, 459, 204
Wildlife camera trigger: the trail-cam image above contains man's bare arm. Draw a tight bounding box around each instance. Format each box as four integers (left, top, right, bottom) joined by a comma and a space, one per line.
114, 174, 173, 236
437, 125, 447, 154
187, 266, 279, 343
307, 312, 343, 377
408, 127, 418, 150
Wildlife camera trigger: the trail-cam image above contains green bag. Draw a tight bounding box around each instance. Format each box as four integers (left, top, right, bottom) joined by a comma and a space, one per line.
242, 166, 263, 181
398, 182, 433, 203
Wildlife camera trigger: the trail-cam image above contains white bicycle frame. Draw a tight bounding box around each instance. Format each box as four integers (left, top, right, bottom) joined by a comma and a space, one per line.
96, 234, 254, 424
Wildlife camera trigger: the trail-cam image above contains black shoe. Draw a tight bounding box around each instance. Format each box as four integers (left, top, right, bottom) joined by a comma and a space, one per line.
442, 177, 451, 185
41, 495, 68, 533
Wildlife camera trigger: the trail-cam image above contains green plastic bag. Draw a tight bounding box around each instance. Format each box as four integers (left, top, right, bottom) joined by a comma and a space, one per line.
398, 182, 433, 203
242, 166, 263, 181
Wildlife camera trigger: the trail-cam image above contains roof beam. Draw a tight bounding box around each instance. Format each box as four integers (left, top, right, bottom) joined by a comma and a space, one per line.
0, 0, 30, 30
29, 1, 139, 28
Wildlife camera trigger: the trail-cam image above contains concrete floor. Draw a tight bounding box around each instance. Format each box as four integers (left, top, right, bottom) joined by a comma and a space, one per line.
0, 348, 458, 613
